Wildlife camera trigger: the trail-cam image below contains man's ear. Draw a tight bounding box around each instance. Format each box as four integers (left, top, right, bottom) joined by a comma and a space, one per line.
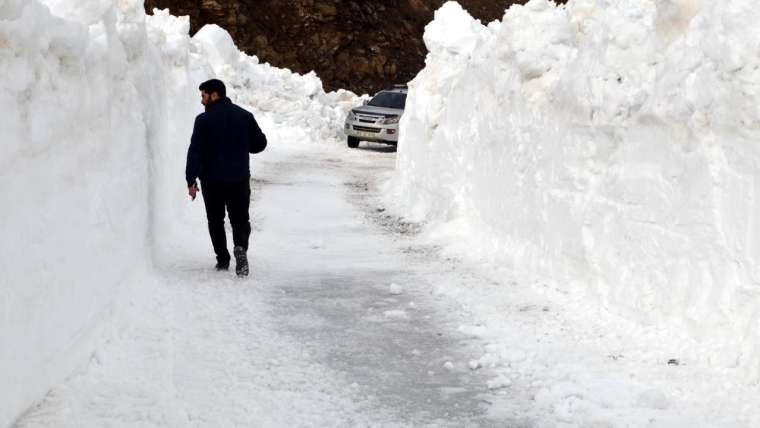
210, 92, 221, 102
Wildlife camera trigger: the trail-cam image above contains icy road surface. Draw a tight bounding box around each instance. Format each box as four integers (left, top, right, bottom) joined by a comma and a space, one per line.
15, 140, 523, 427
15, 137, 750, 427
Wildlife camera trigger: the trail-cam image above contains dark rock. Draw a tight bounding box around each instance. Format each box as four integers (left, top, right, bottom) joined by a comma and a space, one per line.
144, 0, 566, 94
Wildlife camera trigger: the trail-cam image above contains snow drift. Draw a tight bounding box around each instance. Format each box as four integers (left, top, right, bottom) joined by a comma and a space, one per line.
389, 0, 760, 376
0, 2, 160, 424
0, 1, 355, 424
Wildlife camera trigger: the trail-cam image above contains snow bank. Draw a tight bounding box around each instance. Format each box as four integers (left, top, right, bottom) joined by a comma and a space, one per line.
191, 24, 357, 143
389, 0, 760, 376
0, 1, 357, 424
0, 2, 159, 424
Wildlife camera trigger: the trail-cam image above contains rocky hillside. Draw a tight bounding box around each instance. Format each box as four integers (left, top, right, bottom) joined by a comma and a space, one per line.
144, 0, 557, 94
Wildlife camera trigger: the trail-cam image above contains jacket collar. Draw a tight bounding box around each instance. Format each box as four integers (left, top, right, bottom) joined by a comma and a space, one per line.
206, 97, 232, 111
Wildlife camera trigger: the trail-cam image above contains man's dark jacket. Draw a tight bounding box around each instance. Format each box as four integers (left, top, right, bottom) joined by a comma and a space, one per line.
185, 97, 267, 186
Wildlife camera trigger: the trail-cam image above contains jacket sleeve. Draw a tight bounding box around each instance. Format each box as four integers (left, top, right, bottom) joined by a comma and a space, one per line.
185, 115, 206, 186
249, 113, 268, 154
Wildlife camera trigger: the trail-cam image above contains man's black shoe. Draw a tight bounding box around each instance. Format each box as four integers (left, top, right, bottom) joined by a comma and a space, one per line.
215, 260, 230, 271
234, 246, 249, 277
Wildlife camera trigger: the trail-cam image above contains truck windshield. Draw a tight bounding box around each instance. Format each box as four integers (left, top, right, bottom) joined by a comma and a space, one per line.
368, 92, 407, 109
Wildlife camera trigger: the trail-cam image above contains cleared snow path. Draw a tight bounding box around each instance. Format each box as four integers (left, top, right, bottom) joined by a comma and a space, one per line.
15, 135, 747, 428
14, 139, 519, 427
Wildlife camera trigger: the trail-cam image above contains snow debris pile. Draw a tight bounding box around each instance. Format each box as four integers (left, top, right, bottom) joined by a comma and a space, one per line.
191, 23, 358, 143
0, 0, 357, 424
388, 0, 760, 376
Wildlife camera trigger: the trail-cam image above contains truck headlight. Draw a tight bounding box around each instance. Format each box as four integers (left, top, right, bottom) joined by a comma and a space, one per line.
381, 115, 400, 125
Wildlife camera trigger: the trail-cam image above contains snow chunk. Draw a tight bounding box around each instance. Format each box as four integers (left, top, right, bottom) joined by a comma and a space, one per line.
383, 310, 409, 320
389, 283, 404, 295
458, 324, 489, 338
423, 1, 483, 57
193, 24, 241, 72
487, 375, 512, 390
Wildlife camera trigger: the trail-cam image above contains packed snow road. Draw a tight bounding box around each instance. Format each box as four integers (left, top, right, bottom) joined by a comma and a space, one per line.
14, 134, 751, 428
14, 138, 525, 427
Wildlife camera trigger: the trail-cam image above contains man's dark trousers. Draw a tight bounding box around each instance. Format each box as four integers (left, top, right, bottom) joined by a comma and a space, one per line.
201, 178, 251, 264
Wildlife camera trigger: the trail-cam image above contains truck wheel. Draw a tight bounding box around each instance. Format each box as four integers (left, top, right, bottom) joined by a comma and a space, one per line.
347, 136, 360, 148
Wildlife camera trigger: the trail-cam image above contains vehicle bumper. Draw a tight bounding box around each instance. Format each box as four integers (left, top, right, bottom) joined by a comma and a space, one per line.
344, 120, 399, 143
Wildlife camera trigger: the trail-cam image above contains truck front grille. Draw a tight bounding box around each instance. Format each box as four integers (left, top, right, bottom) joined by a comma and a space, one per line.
353, 126, 381, 133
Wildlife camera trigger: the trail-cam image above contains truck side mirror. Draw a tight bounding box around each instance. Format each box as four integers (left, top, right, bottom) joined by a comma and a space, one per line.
362, 99, 369, 106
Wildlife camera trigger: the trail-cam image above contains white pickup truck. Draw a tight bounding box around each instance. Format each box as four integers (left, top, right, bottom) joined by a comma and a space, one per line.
344, 85, 407, 148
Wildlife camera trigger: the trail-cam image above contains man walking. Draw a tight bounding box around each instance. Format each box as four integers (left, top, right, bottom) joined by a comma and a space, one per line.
186, 79, 267, 276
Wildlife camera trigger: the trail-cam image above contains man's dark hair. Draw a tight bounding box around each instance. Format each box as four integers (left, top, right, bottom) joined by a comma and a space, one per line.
199, 79, 226, 98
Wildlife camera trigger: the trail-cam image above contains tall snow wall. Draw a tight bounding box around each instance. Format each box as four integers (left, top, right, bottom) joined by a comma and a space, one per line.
0, 1, 356, 425
389, 0, 760, 375
0, 1, 164, 424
